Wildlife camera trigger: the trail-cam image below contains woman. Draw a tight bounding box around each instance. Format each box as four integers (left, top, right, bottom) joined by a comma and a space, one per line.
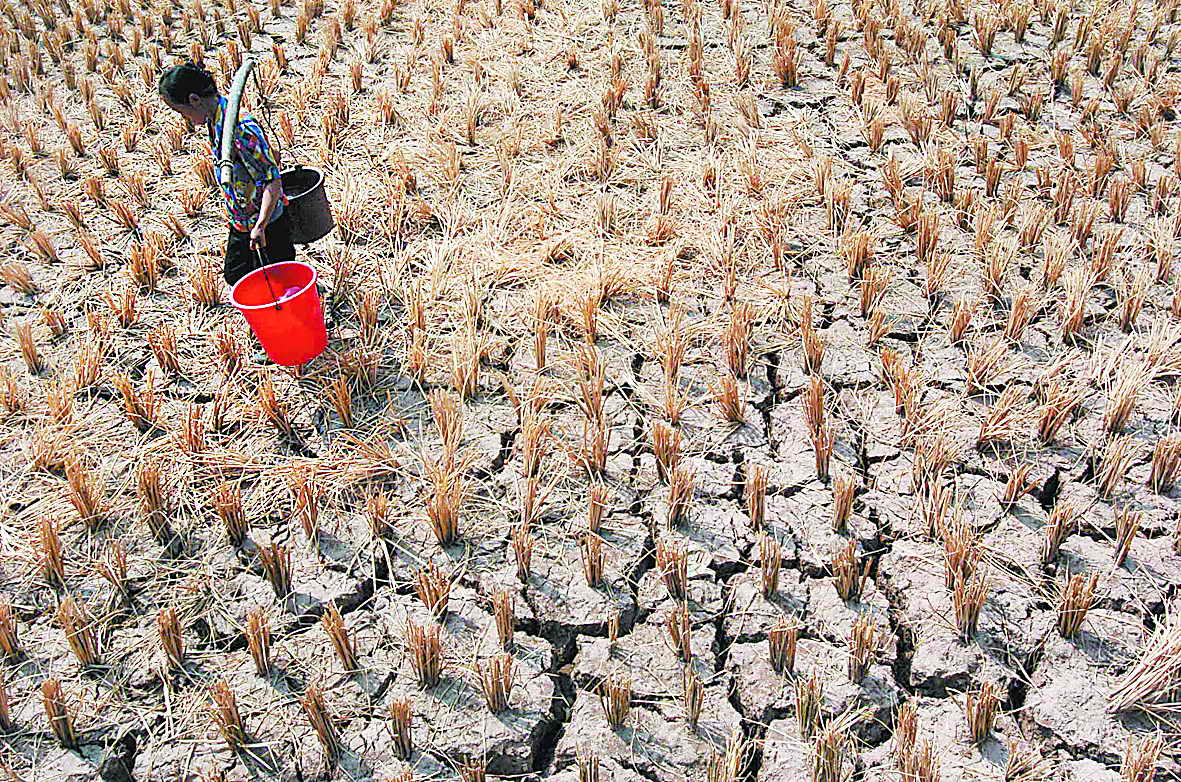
158, 61, 293, 287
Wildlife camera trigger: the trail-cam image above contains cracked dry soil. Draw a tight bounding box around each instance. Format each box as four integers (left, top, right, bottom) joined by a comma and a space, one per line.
2, 0, 1181, 776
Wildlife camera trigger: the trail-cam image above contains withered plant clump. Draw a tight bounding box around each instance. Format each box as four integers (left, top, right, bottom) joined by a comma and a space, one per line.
408, 620, 442, 689
952, 569, 988, 642
965, 679, 1000, 745
513, 522, 534, 582
424, 454, 466, 547
1004, 740, 1050, 780
666, 603, 692, 663
1114, 508, 1141, 568
301, 686, 341, 766
0, 671, 11, 733
1000, 463, 1035, 510
803, 375, 834, 482
1110, 621, 1181, 715
847, 615, 881, 683
811, 722, 852, 782
0, 603, 19, 660
1096, 435, 1136, 499
745, 464, 767, 529
57, 594, 102, 668
768, 618, 800, 675
257, 376, 296, 438
411, 560, 451, 624
65, 457, 107, 529
893, 702, 918, 769
94, 541, 131, 605
389, 698, 413, 760
598, 674, 631, 729
667, 465, 694, 527
580, 533, 605, 587
1042, 501, 1077, 565
39, 516, 66, 587
258, 542, 293, 599
684, 668, 704, 730
42, 679, 76, 747
458, 759, 488, 782
832, 475, 855, 532
759, 534, 781, 597
245, 608, 271, 676
587, 482, 610, 534
707, 730, 747, 782
578, 747, 600, 782
795, 671, 824, 740
492, 590, 514, 649
1150, 435, 1181, 493
477, 653, 515, 713
898, 735, 941, 782
213, 483, 249, 548
832, 540, 869, 602
655, 535, 688, 601
1121, 733, 1164, 782
652, 421, 681, 483
137, 459, 178, 551
290, 467, 323, 545
1057, 571, 1099, 638
321, 604, 358, 672
158, 606, 185, 671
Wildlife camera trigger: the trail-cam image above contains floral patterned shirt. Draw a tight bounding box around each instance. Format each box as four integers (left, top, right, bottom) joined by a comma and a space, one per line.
206, 96, 286, 232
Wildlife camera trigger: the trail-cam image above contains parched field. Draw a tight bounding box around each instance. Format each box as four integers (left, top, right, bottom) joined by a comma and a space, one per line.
1, 0, 1181, 777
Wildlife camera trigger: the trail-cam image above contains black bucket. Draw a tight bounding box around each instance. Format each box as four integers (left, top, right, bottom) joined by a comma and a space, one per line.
280, 165, 334, 245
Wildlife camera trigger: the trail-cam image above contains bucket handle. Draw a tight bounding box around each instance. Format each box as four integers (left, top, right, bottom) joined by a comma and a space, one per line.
256, 246, 282, 311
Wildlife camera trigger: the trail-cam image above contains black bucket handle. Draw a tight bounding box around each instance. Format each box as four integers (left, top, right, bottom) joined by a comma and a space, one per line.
255, 246, 282, 311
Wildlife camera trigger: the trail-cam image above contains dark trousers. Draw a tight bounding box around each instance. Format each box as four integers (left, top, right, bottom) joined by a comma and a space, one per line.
224, 210, 296, 286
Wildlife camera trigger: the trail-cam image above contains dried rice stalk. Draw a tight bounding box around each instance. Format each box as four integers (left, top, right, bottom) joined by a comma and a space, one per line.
321, 604, 358, 672
209, 681, 246, 750
66, 457, 106, 528
57, 594, 101, 667
158, 606, 185, 670
42, 679, 76, 747
13, 320, 43, 374
301, 686, 341, 766
1109, 621, 1181, 715
0, 602, 19, 659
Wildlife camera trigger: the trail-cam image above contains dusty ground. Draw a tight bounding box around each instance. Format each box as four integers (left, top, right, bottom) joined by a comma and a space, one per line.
1, 0, 1181, 778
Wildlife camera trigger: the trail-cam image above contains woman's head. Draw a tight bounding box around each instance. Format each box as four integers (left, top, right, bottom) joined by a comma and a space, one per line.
158, 62, 219, 124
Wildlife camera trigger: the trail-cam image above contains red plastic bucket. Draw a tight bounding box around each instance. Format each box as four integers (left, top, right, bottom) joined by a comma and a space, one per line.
230, 262, 327, 366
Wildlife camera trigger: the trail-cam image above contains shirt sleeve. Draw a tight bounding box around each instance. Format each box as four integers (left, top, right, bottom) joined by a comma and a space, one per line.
236, 120, 282, 186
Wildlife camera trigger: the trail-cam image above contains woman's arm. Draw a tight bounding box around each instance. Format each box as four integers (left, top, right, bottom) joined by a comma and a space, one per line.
250, 178, 282, 248
238, 118, 284, 249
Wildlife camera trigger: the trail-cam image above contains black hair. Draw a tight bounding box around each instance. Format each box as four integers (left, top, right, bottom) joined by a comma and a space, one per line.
158, 61, 218, 104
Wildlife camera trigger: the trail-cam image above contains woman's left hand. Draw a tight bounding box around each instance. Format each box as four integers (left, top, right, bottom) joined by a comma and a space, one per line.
249, 223, 268, 249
